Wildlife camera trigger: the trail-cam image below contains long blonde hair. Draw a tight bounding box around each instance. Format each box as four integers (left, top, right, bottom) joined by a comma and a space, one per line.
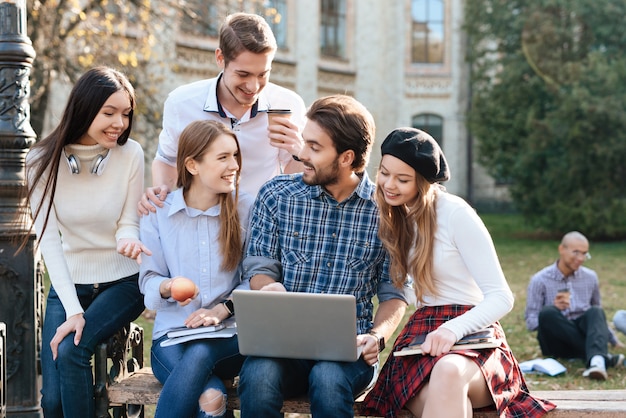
376, 173, 439, 303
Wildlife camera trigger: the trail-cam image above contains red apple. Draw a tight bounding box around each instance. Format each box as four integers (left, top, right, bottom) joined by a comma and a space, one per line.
170, 277, 196, 302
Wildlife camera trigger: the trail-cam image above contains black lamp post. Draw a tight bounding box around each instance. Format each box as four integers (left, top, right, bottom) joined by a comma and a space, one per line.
0, 1, 43, 417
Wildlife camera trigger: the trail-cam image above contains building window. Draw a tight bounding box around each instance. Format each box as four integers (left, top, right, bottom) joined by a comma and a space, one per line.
181, 1, 220, 37
262, 0, 288, 49
320, 0, 346, 58
411, 0, 444, 64
180, 0, 288, 49
413, 113, 443, 146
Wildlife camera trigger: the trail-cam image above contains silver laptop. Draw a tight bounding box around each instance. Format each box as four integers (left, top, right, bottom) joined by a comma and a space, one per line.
232, 290, 362, 362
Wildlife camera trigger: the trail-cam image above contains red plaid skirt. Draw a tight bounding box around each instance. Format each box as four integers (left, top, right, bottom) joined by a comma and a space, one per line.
360, 305, 556, 418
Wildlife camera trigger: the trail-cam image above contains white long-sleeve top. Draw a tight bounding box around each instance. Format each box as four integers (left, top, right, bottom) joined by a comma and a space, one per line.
27, 140, 144, 318
421, 191, 514, 339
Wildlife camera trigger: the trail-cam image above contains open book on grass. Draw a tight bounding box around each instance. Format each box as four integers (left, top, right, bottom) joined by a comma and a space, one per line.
394, 327, 500, 357
519, 358, 566, 376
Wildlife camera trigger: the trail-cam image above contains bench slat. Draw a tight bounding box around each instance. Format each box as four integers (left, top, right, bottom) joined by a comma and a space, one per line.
106, 368, 626, 417
534, 389, 625, 402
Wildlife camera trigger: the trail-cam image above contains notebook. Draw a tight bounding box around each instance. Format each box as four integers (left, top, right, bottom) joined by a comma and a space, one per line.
394, 327, 499, 357
232, 289, 362, 362
167, 323, 225, 339
160, 318, 238, 347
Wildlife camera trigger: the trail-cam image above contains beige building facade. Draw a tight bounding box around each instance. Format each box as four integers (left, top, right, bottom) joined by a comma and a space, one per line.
45, 0, 507, 205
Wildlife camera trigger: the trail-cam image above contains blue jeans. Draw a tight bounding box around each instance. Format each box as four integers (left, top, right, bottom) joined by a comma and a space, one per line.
238, 356, 374, 418
151, 334, 243, 418
41, 274, 144, 418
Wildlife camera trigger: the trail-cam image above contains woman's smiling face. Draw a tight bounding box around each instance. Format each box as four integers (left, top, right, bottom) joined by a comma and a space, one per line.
377, 154, 419, 207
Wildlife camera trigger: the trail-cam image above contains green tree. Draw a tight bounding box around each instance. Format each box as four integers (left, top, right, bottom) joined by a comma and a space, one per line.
465, 0, 626, 239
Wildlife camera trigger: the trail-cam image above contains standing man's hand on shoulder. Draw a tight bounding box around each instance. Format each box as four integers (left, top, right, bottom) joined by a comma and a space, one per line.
137, 185, 170, 215
138, 159, 177, 215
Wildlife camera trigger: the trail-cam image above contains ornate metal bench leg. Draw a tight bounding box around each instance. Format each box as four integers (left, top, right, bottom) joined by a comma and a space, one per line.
1, 322, 6, 418
94, 322, 145, 418
94, 340, 110, 418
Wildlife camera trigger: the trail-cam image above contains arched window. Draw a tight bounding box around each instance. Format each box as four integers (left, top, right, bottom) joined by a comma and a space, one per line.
412, 113, 443, 147
411, 0, 445, 64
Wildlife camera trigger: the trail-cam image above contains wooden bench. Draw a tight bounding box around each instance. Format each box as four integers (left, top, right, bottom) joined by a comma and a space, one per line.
95, 324, 626, 417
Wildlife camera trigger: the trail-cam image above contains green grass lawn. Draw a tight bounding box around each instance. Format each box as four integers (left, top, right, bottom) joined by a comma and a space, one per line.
132, 212, 626, 415
479, 213, 626, 390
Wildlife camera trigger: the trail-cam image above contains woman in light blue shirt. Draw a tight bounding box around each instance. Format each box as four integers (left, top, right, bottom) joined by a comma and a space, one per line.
139, 120, 253, 417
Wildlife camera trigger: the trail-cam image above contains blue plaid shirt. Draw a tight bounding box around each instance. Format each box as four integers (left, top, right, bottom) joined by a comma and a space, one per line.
243, 172, 409, 335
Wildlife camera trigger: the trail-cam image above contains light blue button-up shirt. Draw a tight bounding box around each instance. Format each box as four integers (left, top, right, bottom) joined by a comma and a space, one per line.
140, 189, 254, 340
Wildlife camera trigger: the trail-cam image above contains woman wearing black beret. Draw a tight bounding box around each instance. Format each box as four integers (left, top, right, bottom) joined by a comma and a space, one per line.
361, 128, 556, 417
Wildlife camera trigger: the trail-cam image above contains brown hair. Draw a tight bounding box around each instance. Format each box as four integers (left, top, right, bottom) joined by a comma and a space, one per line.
376, 172, 439, 303
176, 120, 243, 271
306, 95, 375, 173
219, 12, 277, 64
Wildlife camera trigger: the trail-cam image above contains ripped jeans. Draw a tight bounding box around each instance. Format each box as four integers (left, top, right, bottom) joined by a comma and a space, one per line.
151, 334, 243, 417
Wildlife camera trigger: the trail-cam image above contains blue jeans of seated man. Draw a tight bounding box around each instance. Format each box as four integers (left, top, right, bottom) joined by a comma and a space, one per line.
151, 334, 243, 418
238, 356, 375, 418
41, 274, 144, 418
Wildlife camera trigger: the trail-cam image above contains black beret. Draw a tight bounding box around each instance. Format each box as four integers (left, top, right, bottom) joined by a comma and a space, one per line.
380, 127, 450, 183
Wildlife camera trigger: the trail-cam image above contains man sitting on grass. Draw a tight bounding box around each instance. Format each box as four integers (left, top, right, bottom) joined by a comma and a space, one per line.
525, 231, 624, 380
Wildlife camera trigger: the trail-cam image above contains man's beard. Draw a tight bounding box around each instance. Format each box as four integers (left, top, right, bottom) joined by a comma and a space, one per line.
302, 158, 340, 187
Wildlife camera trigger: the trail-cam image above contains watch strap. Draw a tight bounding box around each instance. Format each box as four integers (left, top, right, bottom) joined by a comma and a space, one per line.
369, 331, 385, 352
222, 299, 234, 317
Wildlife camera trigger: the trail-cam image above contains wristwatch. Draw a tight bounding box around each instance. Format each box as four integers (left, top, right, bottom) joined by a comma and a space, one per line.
369, 331, 385, 353
221, 299, 235, 318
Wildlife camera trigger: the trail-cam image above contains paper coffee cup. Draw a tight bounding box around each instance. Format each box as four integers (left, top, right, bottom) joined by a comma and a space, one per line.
267, 109, 292, 143
556, 288, 570, 304
267, 109, 292, 125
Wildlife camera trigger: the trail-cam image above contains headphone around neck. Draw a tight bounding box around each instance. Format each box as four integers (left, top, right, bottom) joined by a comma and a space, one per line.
64, 148, 111, 176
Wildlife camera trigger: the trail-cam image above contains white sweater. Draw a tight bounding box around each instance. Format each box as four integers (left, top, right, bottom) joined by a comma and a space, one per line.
28, 140, 144, 318
422, 191, 514, 339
